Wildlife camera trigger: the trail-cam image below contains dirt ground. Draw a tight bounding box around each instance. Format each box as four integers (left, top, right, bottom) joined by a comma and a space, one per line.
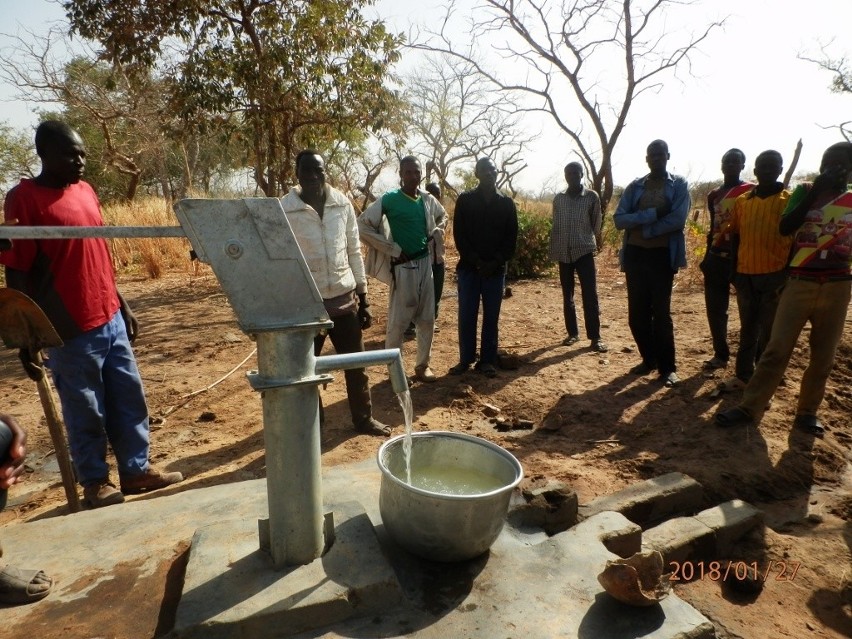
1, 246, 850, 639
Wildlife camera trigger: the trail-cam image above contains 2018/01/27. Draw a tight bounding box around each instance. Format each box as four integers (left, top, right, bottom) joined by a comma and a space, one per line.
669, 560, 801, 582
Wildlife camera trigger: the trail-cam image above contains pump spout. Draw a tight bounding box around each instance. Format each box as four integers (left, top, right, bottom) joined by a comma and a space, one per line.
315, 348, 409, 394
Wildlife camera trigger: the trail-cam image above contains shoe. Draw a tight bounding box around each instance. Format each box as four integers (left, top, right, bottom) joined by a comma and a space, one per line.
717, 376, 747, 392
562, 335, 579, 346
661, 371, 679, 387
404, 324, 416, 338
793, 414, 825, 437
715, 407, 754, 428
83, 481, 125, 508
629, 361, 656, 375
414, 365, 437, 383
354, 417, 392, 436
591, 340, 609, 353
119, 466, 183, 495
703, 356, 728, 370
479, 363, 498, 378
449, 362, 471, 375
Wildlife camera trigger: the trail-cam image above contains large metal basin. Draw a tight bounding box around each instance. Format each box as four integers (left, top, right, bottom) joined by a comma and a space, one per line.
377, 431, 523, 562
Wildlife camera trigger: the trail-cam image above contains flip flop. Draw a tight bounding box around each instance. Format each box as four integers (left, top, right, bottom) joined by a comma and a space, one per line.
0, 565, 53, 605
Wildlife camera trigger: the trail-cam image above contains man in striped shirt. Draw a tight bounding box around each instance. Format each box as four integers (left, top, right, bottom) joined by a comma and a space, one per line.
700, 149, 753, 370
549, 162, 607, 352
717, 150, 792, 389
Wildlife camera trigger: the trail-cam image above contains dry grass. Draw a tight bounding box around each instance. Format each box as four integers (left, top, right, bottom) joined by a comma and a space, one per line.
102, 197, 199, 279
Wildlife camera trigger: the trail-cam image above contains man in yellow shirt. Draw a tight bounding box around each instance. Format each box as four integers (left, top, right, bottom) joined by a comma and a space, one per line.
716, 150, 791, 389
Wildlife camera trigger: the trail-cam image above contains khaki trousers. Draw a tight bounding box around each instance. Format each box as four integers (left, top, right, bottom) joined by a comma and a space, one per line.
740, 277, 851, 418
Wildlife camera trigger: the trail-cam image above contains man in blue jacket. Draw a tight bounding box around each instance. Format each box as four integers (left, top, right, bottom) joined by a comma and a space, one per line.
613, 140, 690, 387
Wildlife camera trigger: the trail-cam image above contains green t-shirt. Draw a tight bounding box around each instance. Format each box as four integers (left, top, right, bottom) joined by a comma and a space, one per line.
382, 189, 429, 259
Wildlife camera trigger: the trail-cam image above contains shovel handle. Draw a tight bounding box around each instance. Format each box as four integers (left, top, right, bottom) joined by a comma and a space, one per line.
34, 359, 81, 513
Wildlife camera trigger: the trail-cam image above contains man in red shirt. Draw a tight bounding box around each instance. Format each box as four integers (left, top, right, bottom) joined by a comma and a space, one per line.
1, 121, 182, 508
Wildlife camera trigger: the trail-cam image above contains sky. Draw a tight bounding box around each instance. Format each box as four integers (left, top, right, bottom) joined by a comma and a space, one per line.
1, 0, 850, 194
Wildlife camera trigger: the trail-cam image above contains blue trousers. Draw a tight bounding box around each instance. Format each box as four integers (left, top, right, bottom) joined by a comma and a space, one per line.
46, 312, 150, 486
457, 267, 505, 366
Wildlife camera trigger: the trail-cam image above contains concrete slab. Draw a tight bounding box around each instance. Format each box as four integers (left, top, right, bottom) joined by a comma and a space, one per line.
173, 501, 404, 638
289, 511, 714, 639
1, 461, 715, 639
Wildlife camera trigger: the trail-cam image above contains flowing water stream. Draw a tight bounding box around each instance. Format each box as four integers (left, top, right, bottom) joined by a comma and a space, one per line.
396, 389, 413, 484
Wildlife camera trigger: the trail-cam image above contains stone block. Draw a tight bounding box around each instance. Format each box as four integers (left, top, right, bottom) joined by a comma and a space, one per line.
580, 472, 703, 528
694, 499, 764, 556
642, 517, 715, 565
510, 481, 579, 534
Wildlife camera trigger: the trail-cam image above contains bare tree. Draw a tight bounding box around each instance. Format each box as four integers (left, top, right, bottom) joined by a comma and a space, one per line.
800, 45, 851, 142
0, 28, 168, 200
403, 54, 535, 198
415, 0, 724, 210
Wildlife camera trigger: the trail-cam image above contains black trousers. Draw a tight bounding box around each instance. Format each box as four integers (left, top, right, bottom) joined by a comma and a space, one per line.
701, 252, 732, 362
558, 252, 601, 340
624, 245, 676, 374
314, 310, 372, 427
733, 270, 787, 381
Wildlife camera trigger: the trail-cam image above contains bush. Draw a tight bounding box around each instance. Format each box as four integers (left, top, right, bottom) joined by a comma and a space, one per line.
508, 204, 553, 278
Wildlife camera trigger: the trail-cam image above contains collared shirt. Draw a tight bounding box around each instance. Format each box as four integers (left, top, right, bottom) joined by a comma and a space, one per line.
723, 185, 792, 274
549, 187, 601, 263
280, 185, 367, 300
613, 171, 691, 271
453, 187, 519, 271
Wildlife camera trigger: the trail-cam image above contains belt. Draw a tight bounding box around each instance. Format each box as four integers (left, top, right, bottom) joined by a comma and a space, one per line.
708, 250, 730, 259
788, 272, 852, 283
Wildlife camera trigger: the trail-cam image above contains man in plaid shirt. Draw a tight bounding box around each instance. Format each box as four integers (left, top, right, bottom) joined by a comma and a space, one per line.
549, 162, 608, 352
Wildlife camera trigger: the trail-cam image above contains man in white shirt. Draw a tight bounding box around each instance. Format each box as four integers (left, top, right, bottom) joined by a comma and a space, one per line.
280, 150, 390, 436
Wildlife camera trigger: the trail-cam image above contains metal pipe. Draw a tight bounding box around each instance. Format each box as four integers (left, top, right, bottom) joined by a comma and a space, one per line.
255, 329, 325, 568
0, 226, 186, 239
315, 348, 408, 394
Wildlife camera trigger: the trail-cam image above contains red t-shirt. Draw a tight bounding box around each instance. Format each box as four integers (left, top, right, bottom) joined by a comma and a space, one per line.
1, 179, 119, 339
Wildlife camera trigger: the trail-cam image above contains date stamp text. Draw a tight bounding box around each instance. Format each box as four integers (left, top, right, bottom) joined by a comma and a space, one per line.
668, 560, 800, 582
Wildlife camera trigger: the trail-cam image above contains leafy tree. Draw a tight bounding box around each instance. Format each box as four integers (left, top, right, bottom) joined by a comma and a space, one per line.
65, 0, 404, 196
0, 122, 37, 197
403, 55, 535, 198
416, 0, 724, 210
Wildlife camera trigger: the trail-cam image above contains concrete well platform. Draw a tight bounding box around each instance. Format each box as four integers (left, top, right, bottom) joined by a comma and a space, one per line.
1, 460, 715, 639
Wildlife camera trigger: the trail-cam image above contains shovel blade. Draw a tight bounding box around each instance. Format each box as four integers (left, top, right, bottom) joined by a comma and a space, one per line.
0, 288, 63, 350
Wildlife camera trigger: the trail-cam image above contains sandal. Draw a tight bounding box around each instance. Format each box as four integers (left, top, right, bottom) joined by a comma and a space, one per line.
591, 340, 609, 353
0, 565, 53, 605
562, 335, 579, 346
354, 418, 392, 437
703, 356, 728, 370
793, 415, 825, 437
715, 407, 753, 428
